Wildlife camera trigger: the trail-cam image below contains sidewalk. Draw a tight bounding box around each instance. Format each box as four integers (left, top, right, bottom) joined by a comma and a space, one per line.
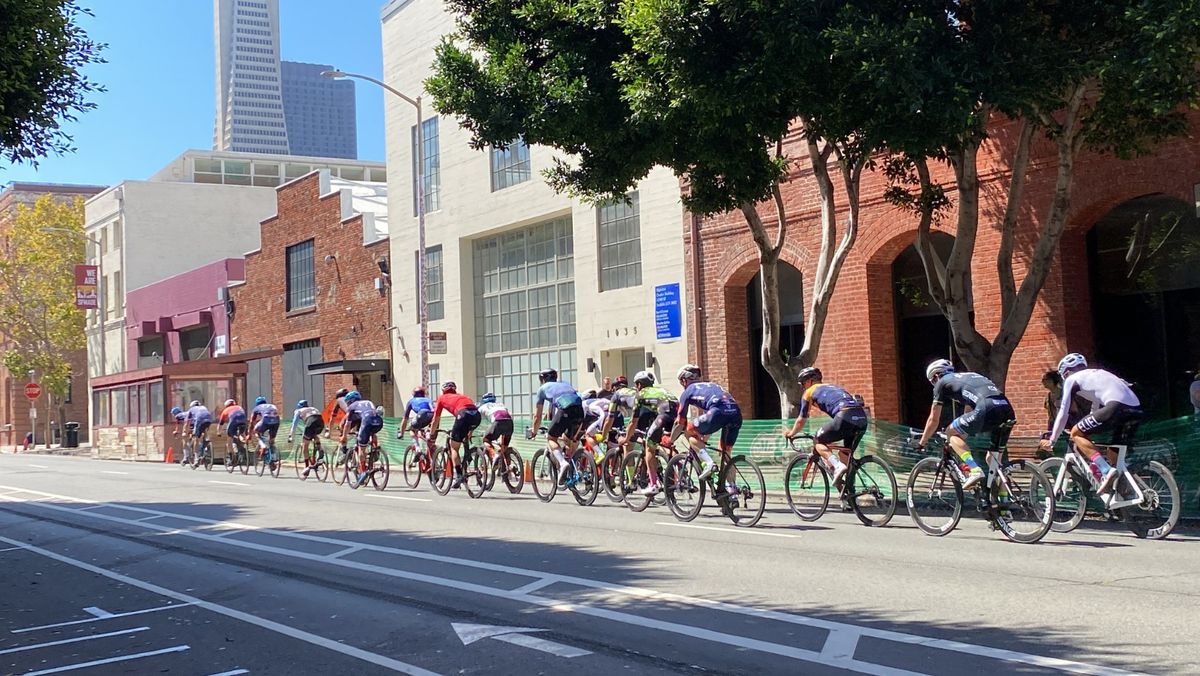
0, 442, 94, 457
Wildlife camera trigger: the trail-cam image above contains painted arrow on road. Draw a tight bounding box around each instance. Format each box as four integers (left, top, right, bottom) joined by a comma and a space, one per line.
452, 623, 591, 658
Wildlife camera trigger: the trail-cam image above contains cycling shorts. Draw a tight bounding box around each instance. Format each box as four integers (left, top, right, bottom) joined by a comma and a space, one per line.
302, 415, 325, 441
1076, 401, 1143, 444
693, 404, 743, 449
950, 397, 1014, 437
226, 421, 247, 438
192, 420, 212, 438
483, 418, 514, 445
634, 409, 656, 433
345, 411, 363, 432
357, 414, 384, 446
256, 421, 280, 440
548, 403, 585, 439
450, 407, 482, 443
815, 408, 868, 449
581, 412, 601, 438
646, 411, 677, 447
409, 410, 434, 431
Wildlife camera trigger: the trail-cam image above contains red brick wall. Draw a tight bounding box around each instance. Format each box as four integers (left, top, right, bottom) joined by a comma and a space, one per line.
685, 115, 1200, 433
230, 173, 392, 410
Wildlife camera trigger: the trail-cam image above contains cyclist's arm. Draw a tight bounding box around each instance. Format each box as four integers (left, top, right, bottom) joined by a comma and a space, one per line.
288, 410, 301, 437
623, 411, 638, 448
917, 403, 942, 447
530, 401, 544, 432
398, 405, 411, 435
669, 402, 692, 443
1046, 380, 1078, 445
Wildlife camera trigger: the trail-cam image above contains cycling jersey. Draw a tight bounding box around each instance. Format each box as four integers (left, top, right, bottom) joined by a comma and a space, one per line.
185, 405, 213, 425
634, 386, 678, 412
290, 406, 322, 429
173, 412, 187, 425
607, 387, 638, 417
932, 373, 1006, 408
536, 381, 581, 412
1048, 369, 1141, 444
347, 399, 379, 417
583, 397, 610, 419
218, 404, 245, 424
477, 401, 511, 421
679, 382, 738, 414
405, 397, 434, 416
251, 403, 281, 424
799, 383, 859, 418
434, 392, 476, 418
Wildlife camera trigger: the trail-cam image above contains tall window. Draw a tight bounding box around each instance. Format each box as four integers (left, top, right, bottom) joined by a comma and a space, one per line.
109, 270, 123, 318
286, 239, 316, 310
180, 325, 213, 361
598, 192, 642, 291
427, 363, 440, 396
473, 217, 577, 417
112, 220, 122, 250
412, 117, 440, 215
416, 245, 444, 320
490, 138, 530, 191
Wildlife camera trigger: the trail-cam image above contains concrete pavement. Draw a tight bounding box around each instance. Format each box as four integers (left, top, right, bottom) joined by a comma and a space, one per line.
0, 453, 1196, 675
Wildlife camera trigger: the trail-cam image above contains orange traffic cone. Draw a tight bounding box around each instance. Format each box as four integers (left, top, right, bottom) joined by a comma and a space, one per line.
165, 447, 174, 464
523, 458, 533, 483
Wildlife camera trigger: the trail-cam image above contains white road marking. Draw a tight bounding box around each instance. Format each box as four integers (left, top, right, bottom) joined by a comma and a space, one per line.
101, 470, 128, 475
366, 494, 433, 502
0, 485, 1144, 676
209, 480, 250, 487
452, 622, 591, 658
83, 606, 113, 618
820, 628, 861, 661
327, 546, 363, 559
654, 521, 798, 538
0, 535, 441, 676
509, 578, 557, 595
494, 632, 591, 658
0, 626, 148, 655
11, 602, 195, 633
208, 670, 250, 676
24, 646, 189, 675
29, 464, 48, 469
0, 546, 22, 553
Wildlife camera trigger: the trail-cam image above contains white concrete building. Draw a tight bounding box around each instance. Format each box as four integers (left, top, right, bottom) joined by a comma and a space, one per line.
214, 0, 289, 154
382, 0, 689, 414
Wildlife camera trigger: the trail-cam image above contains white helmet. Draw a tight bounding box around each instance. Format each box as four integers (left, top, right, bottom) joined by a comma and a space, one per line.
1057, 353, 1087, 378
925, 359, 954, 382
633, 370, 655, 387
677, 364, 702, 384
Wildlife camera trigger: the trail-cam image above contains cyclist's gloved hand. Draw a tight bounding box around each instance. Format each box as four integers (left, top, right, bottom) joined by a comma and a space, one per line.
525, 428, 536, 440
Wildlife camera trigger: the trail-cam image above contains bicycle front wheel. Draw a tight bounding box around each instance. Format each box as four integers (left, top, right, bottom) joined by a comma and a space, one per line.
600, 449, 623, 503
370, 448, 390, 492
1121, 460, 1181, 540
313, 446, 329, 483
784, 454, 829, 522
330, 447, 348, 486
619, 452, 652, 513
431, 448, 453, 496
569, 450, 599, 507
663, 454, 704, 522
849, 455, 897, 528
530, 449, 557, 503
268, 448, 281, 478
723, 457, 766, 528
906, 457, 963, 536
499, 449, 524, 494
294, 444, 309, 481
401, 444, 423, 489
255, 448, 267, 477
1038, 457, 1087, 533
463, 447, 489, 499
994, 459, 1054, 544
225, 444, 236, 474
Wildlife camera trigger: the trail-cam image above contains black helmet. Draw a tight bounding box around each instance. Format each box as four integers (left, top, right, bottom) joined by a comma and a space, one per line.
442, 381, 457, 392
412, 387, 426, 397
614, 375, 629, 388
797, 367, 822, 384
335, 387, 350, 398
539, 368, 557, 383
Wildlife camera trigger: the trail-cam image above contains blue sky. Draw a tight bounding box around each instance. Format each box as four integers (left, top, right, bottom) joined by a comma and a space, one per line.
0, 1, 387, 186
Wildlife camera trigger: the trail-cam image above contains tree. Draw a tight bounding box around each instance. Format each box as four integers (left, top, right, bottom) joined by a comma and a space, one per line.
882, 0, 1200, 387
0, 195, 87, 445
429, 0, 913, 413
0, 0, 105, 165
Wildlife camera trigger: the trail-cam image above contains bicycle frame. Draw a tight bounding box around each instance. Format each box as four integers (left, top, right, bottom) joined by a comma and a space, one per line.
930, 432, 1016, 517
1057, 442, 1147, 510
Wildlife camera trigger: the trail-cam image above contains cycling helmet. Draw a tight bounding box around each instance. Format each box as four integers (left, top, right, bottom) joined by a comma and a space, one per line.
677, 364, 702, 384
335, 387, 350, 398
254, 396, 267, 406
224, 399, 236, 408
925, 359, 955, 382
412, 387, 426, 397
1057, 353, 1087, 378
797, 367, 822, 384
480, 392, 497, 404
344, 390, 362, 404
581, 389, 598, 400
442, 381, 457, 392
538, 368, 557, 383
170, 406, 182, 415
189, 400, 201, 407
633, 370, 655, 387
297, 399, 308, 408
614, 375, 629, 388
375, 406, 385, 415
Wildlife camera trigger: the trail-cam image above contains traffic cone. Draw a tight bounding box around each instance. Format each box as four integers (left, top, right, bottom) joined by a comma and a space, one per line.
165, 446, 174, 464
524, 458, 532, 483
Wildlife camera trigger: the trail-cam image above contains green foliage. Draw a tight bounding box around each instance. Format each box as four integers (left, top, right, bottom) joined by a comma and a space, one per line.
0, 195, 87, 397
0, 0, 105, 165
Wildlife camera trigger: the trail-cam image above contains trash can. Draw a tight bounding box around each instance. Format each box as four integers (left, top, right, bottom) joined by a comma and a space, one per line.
64, 422, 80, 449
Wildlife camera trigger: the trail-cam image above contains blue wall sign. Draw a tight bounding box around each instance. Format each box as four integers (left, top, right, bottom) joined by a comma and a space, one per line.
655, 283, 682, 341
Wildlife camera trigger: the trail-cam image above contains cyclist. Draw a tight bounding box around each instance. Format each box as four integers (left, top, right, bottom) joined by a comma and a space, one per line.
477, 392, 513, 457
170, 405, 189, 464
782, 367, 867, 484
617, 370, 677, 495
1038, 353, 1142, 493
581, 388, 612, 443
248, 396, 282, 460
183, 400, 213, 464
323, 387, 351, 439
526, 368, 584, 484
428, 382, 482, 488
344, 392, 384, 484
915, 359, 1014, 489
397, 387, 434, 440
287, 399, 325, 476
337, 390, 364, 451
670, 364, 743, 498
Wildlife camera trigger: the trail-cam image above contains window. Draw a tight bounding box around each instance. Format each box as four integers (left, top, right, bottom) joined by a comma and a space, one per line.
597, 193, 643, 291
99, 226, 107, 254
108, 271, 122, 318
180, 326, 213, 361
112, 221, 122, 250
411, 117, 440, 215
427, 363, 440, 396
286, 240, 316, 310
138, 336, 165, 368
92, 390, 109, 426
150, 381, 164, 423
490, 138, 531, 191
416, 245, 444, 321
112, 389, 127, 426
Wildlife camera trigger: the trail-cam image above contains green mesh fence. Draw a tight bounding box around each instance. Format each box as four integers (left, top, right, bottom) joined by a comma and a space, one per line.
279, 413, 1200, 517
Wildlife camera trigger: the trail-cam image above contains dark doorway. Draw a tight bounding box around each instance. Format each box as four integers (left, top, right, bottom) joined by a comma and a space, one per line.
1088, 195, 1200, 418
746, 263, 805, 419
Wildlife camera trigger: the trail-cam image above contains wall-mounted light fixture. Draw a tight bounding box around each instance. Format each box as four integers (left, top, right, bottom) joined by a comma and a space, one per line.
586, 357, 597, 373
645, 352, 657, 368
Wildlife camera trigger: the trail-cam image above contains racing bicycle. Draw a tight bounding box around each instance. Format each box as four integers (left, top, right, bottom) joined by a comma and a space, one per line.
528, 427, 599, 506
785, 433, 897, 527
661, 440, 766, 527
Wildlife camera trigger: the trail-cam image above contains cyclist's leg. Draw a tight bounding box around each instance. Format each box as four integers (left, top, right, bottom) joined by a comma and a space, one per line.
717, 410, 742, 495
1069, 402, 1130, 491
945, 406, 985, 485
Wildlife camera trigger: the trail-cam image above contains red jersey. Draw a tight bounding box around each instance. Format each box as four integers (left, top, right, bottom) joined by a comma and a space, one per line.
218, 404, 245, 423
434, 392, 475, 417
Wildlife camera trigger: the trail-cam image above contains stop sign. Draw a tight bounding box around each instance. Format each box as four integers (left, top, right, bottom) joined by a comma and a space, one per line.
24, 383, 42, 401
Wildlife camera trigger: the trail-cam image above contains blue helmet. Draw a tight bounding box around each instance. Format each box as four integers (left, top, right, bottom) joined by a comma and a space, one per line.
254, 396, 267, 406
297, 399, 308, 408
170, 406, 182, 415
480, 392, 497, 404
344, 390, 362, 404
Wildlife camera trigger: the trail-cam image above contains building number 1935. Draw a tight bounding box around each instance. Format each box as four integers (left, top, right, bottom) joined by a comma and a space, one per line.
606, 326, 639, 338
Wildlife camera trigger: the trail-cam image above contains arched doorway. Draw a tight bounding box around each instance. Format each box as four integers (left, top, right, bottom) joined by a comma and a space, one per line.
892, 233, 970, 427
746, 262, 804, 419
1088, 195, 1200, 417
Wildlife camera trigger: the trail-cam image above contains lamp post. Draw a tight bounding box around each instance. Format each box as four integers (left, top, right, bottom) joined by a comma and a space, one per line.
42, 227, 105, 378
322, 69, 428, 390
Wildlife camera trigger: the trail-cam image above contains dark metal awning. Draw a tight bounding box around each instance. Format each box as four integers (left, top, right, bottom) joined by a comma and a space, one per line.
306, 358, 391, 376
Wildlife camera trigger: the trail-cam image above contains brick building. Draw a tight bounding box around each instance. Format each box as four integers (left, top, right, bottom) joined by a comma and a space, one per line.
686, 114, 1200, 432
0, 182, 106, 448
230, 170, 393, 415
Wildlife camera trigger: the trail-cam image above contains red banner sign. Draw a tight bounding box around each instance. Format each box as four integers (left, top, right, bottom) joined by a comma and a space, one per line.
74, 264, 98, 309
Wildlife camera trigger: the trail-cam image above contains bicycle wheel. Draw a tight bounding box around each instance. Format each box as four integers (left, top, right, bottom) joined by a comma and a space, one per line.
255, 447, 267, 477
370, 448, 390, 492
345, 450, 365, 490
294, 444, 309, 481
268, 447, 281, 478
568, 450, 599, 507
994, 459, 1054, 544
463, 447, 489, 499
784, 454, 829, 522
312, 445, 330, 483
499, 449, 524, 494
225, 443, 236, 474
236, 444, 250, 475
600, 449, 624, 503
1038, 457, 1087, 533
663, 454, 704, 522
203, 443, 214, 471
1121, 460, 1180, 540
849, 455, 897, 527
528, 449, 555, 502
723, 456, 766, 528
330, 447, 348, 486
906, 457, 963, 536
432, 448, 454, 496
619, 451, 652, 513
401, 444, 424, 489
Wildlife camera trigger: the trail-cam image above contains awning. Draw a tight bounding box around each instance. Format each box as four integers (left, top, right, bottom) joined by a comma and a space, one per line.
307, 358, 391, 376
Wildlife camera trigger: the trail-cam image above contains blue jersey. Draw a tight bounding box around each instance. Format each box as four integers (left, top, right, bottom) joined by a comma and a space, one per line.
799, 383, 860, 419
536, 381, 582, 412
185, 405, 212, 424
679, 382, 738, 415
405, 397, 433, 416
251, 403, 280, 424
174, 412, 188, 424
348, 400, 379, 417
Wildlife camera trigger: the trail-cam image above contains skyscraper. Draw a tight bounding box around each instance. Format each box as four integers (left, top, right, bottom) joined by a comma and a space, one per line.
281, 61, 358, 159
214, 0, 290, 154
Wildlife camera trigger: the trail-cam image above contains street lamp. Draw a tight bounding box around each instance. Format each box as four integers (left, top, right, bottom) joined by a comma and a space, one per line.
42, 227, 106, 378
323, 69, 429, 390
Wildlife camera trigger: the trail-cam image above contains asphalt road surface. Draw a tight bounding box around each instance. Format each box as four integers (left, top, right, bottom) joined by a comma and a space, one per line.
0, 453, 1196, 675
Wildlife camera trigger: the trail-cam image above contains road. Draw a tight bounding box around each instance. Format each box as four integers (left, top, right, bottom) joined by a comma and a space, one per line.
0, 453, 1196, 675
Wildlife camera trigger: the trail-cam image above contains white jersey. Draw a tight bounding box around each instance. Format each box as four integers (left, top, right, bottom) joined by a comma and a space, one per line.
583, 398, 610, 419
1048, 369, 1139, 443
477, 401, 510, 422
